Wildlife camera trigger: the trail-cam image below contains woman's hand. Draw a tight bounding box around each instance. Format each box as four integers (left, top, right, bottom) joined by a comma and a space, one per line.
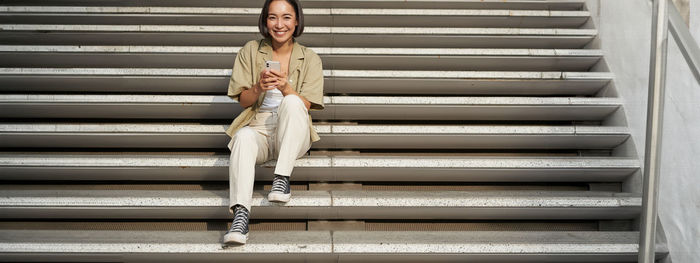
243, 68, 309, 110
255, 69, 280, 93
238, 69, 278, 108
265, 69, 292, 94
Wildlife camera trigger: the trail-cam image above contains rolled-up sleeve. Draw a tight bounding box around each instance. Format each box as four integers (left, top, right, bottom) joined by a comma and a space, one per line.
227, 42, 255, 100
299, 52, 325, 110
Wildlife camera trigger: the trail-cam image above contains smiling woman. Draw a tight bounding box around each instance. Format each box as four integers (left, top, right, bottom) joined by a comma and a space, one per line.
259, 0, 304, 43
222, 0, 325, 246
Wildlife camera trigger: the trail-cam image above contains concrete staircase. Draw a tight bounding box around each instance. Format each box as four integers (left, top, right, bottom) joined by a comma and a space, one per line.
0, 0, 668, 262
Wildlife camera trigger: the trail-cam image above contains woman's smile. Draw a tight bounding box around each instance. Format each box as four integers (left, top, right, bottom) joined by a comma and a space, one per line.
267, 0, 298, 45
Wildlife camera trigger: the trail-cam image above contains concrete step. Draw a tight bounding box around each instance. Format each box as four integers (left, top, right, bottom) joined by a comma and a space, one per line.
0, 154, 639, 182
0, 46, 603, 71
0, 24, 597, 48
0, 95, 621, 120
0, 0, 587, 10
0, 68, 612, 95
0, 7, 590, 28
0, 123, 629, 149
0, 219, 608, 232
0, 230, 666, 263
0, 188, 640, 219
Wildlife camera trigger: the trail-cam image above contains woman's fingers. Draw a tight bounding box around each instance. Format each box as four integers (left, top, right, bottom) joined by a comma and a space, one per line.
261, 79, 280, 90
268, 70, 288, 79
257, 70, 287, 91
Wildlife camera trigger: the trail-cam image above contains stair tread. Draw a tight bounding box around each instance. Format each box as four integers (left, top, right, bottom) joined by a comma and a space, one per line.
0, 123, 628, 134
0, 229, 332, 253
0, 0, 588, 10
0, 230, 662, 254
0, 154, 639, 168
0, 7, 590, 17
0, 45, 603, 56
0, 189, 641, 220
0, 95, 623, 121
0, 68, 613, 79
0, 189, 640, 207
0, 94, 620, 105
0, 154, 638, 182
0, 24, 598, 35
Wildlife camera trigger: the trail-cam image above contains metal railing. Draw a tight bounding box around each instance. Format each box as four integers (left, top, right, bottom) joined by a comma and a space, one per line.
668, 0, 700, 83
640, 0, 700, 262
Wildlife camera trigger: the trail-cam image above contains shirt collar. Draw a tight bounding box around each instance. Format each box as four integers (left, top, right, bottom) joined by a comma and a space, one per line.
258, 38, 304, 72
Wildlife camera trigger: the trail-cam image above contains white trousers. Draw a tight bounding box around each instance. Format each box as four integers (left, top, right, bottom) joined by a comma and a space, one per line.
228, 95, 311, 213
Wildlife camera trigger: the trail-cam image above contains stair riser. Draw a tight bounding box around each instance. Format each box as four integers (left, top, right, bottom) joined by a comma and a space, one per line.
0, 1, 586, 10
0, 15, 588, 28
0, 105, 619, 120
0, 53, 600, 71
0, 207, 640, 220
0, 167, 635, 182
0, 32, 593, 48
0, 77, 609, 95
0, 134, 628, 149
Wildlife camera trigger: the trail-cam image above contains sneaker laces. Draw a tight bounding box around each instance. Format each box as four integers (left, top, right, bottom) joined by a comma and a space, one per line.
270, 175, 290, 194
228, 205, 249, 234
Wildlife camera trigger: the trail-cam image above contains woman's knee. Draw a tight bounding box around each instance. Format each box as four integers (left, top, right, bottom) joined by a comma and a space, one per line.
280, 95, 304, 109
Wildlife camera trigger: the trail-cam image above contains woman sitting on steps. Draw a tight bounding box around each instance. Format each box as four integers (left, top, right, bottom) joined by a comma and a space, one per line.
222, 0, 325, 245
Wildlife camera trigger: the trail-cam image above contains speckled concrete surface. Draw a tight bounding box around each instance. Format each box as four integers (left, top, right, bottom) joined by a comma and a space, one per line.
330, 156, 639, 169
0, 154, 639, 169
569, 97, 622, 105
0, 187, 640, 208
0, 155, 330, 168
328, 96, 575, 104
0, 24, 597, 36
327, 70, 562, 79
0, 68, 613, 80
0, 6, 589, 17
329, 190, 641, 208
0, 123, 628, 135
332, 231, 639, 253
575, 125, 630, 134
0, 230, 646, 254
0, 190, 331, 207
563, 72, 616, 79
0, 123, 228, 133
0, 45, 603, 57
84, 93, 597, 107
0, 68, 230, 76
0, 94, 234, 103
0, 230, 332, 253
0, 45, 241, 53
328, 125, 575, 134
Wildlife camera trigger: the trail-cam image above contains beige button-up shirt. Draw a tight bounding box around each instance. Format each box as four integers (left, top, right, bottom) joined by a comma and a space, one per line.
226, 38, 325, 142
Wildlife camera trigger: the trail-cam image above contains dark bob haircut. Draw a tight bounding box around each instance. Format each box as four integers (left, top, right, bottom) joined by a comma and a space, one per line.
258, 0, 304, 38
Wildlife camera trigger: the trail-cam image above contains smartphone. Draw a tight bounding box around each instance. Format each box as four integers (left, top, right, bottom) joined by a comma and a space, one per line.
265, 61, 281, 72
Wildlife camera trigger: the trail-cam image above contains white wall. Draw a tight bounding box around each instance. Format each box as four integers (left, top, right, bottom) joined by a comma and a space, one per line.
658, 35, 700, 263
586, 0, 700, 262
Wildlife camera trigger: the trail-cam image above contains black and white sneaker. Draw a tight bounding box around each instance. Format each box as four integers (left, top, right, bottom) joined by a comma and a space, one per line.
223, 205, 249, 245
267, 175, 291, 203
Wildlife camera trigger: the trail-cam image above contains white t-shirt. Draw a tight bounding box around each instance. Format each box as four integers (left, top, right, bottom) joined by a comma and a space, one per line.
258, 88, 284, 112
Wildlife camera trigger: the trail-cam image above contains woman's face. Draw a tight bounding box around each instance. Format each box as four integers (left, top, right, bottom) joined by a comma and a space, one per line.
266, 0, 297, 45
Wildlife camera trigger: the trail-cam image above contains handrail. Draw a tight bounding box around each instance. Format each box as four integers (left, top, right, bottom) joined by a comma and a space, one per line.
639, 0, 668, 262
668, 0, 700, 83
639, 0, 700, 262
